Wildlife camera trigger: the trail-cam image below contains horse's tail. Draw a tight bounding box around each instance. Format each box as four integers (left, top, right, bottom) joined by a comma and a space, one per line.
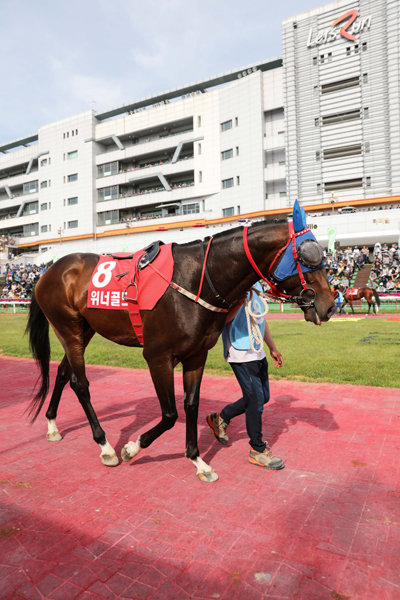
373, 289, 381, 310
25, 292, 50, 422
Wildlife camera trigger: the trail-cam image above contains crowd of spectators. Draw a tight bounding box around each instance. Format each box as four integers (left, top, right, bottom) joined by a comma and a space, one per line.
324, 245, 370, 290
324, 242, 400, 293
1, 263, 47, 300
369, 242, 400, 293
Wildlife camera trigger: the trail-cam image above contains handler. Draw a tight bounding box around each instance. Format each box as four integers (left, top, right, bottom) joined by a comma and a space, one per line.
206, 283, 285, 470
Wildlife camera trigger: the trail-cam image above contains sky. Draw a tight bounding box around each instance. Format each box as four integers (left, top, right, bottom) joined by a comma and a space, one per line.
0, 0, 327, 145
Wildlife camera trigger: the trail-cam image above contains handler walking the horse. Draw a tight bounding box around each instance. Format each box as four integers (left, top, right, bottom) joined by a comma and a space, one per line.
207, 283, 285, 470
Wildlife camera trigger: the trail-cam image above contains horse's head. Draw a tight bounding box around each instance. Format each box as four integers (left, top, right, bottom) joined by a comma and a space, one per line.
243, 208, 336, 325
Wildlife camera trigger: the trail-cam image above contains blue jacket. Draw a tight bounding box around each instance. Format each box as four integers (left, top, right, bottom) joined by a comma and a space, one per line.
222, 282, 266, 355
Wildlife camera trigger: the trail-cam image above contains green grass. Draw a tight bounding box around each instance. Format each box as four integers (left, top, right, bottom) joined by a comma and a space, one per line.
1, 314, 399, 388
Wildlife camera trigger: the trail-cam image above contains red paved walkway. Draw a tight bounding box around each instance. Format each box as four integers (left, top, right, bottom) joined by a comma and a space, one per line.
1, 356, 399, 600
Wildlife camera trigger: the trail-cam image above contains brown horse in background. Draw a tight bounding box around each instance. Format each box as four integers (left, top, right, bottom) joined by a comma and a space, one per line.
26, 220, 336, 482
342, 287, 381, 314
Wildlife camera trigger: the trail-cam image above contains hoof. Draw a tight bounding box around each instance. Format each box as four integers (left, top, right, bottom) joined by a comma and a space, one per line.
196, 469, 219, 483
101, 453, 119, 467
46, 432, 62, 442
121, 446, 132, 462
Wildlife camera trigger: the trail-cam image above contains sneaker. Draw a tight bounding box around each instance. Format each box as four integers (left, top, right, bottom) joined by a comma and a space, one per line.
206, 412, 229, 445
249, 444, 285, 470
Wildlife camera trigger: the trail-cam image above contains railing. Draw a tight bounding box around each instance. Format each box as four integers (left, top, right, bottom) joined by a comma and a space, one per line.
0, 299, 30, 313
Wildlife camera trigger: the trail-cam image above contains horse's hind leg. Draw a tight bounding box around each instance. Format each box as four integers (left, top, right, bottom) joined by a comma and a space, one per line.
53, 321, 118, 467
122, 354, 178, 462
45, 355, 71, 441
45, 329, 95, 443
182, 353, 218, 483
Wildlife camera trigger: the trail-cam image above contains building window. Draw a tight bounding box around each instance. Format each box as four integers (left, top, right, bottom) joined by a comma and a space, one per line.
235, 117, 238, 126
40, 158, 48, 167
97, 161, 118, 177
236, 146, 239, 156
314, 118, 320, 127
324, 178, 363, 192
317, 183, 321, 193
41, 225, 48, 233
68, 220, 78, 229
23, 181, 38, 195
198, 143, 202, 155
364, 107, 369, 119
279, 191, 287, 197
313, 56, 317, 65
322, 109, 360, 126
67, 196, 78, 206
183, 202, 200, 215
98, 185, 119, 201
223, 207, 234, 217
316, 151, 321, 161
365, 176, 371, 187
67, 150, 78, 159
363, 73, 368, 83
199, 171, 202, 183
222, 178, 234, 189
346, 47, 351, 56
67, 173, 78, 182
197, 116, 201, 127
40, 181, 48, 189
320, 54, 325, 64
23, 223, 39, 237
354, 44, 359, 54
40, 202, 48, 211
364, 142, 370, 152
221, 149, 233, 160
323, 145, 362, 160
313, 85, 319, 96
236, 176, 240, 186
321, 76, 359, 94
327, 52, 332, 62
362, 42, 367, 51
221, 120, 232, 132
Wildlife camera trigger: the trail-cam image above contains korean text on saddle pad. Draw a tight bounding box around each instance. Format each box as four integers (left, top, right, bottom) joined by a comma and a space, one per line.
87, 246, 174, 346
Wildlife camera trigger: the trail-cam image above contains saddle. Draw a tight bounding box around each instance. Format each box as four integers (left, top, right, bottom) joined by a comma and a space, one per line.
110, 241, 164, 270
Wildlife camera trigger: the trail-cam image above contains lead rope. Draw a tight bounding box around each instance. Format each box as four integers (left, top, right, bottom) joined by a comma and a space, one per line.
244, 288, 269, 353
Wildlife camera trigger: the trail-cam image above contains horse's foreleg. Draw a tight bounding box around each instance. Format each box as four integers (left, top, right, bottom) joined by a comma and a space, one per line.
45, 355, 71, 442
122, 354, 178, 462
182, 353, 218, 483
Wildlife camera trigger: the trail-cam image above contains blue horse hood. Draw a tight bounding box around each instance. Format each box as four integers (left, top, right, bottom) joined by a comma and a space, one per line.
273, 229, 324, 281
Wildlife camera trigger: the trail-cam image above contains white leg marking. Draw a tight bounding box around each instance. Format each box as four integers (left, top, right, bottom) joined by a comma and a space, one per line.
121, 438, 142, 462
46, 419, 62, 442
99, 439, 118, 467
190, 457, 218, 483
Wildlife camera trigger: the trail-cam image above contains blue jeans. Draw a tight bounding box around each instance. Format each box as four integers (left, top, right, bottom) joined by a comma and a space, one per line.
220, 358, 270, 453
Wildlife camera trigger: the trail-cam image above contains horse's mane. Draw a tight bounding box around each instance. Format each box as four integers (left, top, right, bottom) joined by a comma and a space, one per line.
178, 217, 288, 248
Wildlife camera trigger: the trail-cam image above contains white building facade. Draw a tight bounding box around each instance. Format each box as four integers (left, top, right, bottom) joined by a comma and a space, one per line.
0, 0, 399, 263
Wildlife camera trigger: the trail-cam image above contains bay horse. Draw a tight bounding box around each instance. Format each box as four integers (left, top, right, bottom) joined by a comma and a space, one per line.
26, 220, 336, 482
342, 287, 381, 314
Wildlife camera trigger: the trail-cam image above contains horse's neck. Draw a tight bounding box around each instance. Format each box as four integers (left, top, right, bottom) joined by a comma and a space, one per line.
206, 224, 288, 302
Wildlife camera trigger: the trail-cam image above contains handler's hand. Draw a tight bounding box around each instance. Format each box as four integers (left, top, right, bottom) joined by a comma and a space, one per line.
270, 349, 283, 368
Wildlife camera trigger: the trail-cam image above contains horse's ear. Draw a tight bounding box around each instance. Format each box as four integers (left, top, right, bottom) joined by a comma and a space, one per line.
292, 200, 307, 232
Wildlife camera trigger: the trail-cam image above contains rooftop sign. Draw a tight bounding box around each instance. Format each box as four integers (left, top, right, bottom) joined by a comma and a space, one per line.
307, 9, 371, 48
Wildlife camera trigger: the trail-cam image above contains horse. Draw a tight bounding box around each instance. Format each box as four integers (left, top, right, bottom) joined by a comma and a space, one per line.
342, 287, 381, 314
26, 219, 336, 482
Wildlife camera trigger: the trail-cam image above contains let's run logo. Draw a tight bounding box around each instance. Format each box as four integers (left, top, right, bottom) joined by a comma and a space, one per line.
306, 8, 372, 48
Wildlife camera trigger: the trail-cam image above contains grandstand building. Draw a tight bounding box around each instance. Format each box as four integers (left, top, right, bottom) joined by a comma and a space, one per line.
0, 0, 399, 263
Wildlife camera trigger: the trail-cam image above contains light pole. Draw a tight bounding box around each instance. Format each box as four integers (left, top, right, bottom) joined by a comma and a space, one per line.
57, 227, 64, 253
330, 192, 337, 215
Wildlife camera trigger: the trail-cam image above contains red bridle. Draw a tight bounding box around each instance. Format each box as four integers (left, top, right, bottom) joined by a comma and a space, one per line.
243, 224, 315, 305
